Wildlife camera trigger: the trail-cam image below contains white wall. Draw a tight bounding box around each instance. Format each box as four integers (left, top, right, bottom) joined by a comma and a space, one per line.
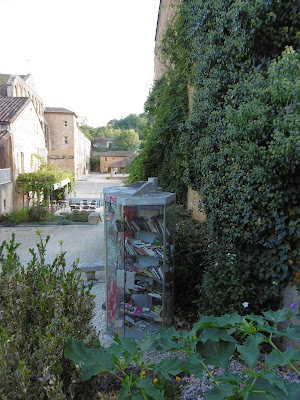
12, 101, 48, 175
74, 125, 91, 177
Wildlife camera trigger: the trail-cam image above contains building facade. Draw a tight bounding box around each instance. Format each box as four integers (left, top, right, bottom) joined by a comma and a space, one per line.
45, 107, 91, 178
0, 96, 48, 213
99, 151, 136, 173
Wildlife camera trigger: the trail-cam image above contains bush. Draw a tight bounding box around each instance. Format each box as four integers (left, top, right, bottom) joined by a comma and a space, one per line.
28, 205, 50, 222
65, 210, 90, 223
0, 208, 30, 224
198, 242, 283, 316
0, 232, 97, 399
174, 206, 209, 317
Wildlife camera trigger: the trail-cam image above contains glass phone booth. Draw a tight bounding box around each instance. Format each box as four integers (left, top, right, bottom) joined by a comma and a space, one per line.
104, 178, 175, 340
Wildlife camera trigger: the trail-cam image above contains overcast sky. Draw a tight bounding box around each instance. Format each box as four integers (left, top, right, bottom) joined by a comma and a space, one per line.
1, 0, 160, 127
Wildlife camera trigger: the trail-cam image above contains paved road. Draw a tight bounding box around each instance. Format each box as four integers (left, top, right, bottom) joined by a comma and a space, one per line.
71, 172, 128, 199
0, 173, 126, 270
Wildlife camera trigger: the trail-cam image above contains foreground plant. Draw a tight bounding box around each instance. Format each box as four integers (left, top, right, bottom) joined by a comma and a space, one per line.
65, 307, 300, 399
0, 233, 96, 399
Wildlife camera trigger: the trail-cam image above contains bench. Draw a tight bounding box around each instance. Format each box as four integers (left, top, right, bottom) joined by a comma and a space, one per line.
79, 265, 105, 281
88, 211, 101, 224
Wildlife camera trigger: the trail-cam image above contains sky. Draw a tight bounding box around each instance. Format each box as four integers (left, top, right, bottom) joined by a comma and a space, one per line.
1, 0, 160, 127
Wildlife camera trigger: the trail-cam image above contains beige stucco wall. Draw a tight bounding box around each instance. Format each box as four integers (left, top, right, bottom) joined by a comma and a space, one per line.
45, 112, 91, 178
100, 156, 127, 173
154, 0, 179, 81
45, 112, 75, 173
11, 101, 48, 209
186, 186, 207, 222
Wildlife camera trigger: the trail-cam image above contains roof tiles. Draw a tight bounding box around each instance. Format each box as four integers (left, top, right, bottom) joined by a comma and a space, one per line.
100, 151, 136, 157
0, 96, 30, 123
45, 107, 77, 117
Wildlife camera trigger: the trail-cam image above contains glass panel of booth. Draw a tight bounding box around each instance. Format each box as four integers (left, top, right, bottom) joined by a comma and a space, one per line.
104, 188, 175, 341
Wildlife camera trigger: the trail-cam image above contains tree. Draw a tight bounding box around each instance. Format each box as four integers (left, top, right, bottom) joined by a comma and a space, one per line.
112, 129, 140, 151
108, 113, 150, 140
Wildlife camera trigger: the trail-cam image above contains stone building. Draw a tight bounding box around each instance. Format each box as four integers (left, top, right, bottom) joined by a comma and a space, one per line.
0, 96, 48, 214
106, 153, 137, 178
44, 107, 91, 178
154, 0, 178, 81
99, 151, 136, 173
0, 74, 48, 142
0, 73, 91, 215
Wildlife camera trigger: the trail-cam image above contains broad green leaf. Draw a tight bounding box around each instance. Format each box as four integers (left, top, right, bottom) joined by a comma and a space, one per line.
191, 315, 216, 334
214, 372, 243, 383
106, 342, 123, 359
140, 336, 157, 353
205, 383, 236, 400
261, 370, 288, 396
118, 381, 130, 400
199, 327, 237, 343
265, 349, 300, 368
155, 357, 183, 377
236, 333, 265, 367
197, 340, 236, 369
249, 377, 287, 400
262, 308, 291, 324
118, 335, 139, 353
244, 314, 266, 326
284, 326, 300, 340
64, 338, 114, 380
129, 392, 144, 400
181, 354, 205, 379
214, 313, 244, 328
136, 378, 164, 400
155, 354, 204, 380
153, 336, 180, 351
285, 383, 300, 400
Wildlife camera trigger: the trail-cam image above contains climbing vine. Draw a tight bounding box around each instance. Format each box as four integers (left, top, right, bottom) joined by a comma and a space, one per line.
129, 0, 300, 313
17, 154, 74, 204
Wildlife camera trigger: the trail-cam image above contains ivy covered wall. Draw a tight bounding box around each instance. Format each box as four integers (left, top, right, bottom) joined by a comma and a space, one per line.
129, 0, 300, 314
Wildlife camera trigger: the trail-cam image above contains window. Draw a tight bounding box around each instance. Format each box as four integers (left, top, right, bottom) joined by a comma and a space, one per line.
64, 121, 68, 126
3, 199, 6, 209
105, 157, 107, 161
64, 136, 68, 144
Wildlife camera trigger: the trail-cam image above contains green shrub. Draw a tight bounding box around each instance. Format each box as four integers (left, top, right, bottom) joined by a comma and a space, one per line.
0, 232, 97, 399
28, 205, 50, 222
198, 242, 283, 316
174, 206, 208, 316
0, 208, 30, 224
60, 210, 90, 223
128, 0, 300, 314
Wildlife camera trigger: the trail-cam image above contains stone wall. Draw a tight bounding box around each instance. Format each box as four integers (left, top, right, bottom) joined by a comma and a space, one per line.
154, 0, 179, 81
6, 74, 45, 121
45, 112, 91, 177
100, 156, 128, 173
45, 112, 76, 172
